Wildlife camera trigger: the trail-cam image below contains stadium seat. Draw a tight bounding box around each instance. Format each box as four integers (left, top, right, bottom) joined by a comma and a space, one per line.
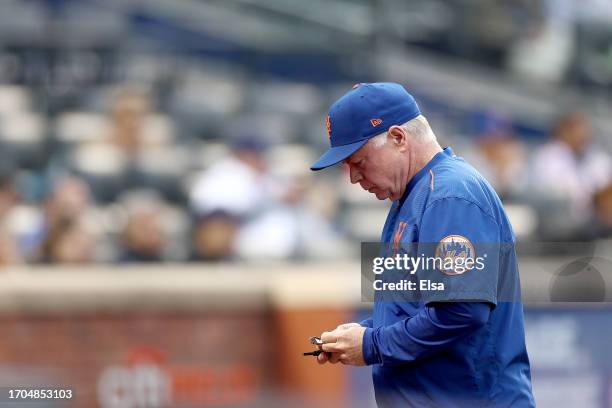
0, 85, 31, 116
55, 112, 111, 145
134, 146, 190, 203
70, 143, 128, 203
0, 113, 47, 169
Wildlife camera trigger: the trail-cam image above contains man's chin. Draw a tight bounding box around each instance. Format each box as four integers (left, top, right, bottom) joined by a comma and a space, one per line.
374, 190, 389, 200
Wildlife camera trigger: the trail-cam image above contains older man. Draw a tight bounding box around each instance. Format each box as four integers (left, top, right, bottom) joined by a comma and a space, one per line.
310, 83, 535, 407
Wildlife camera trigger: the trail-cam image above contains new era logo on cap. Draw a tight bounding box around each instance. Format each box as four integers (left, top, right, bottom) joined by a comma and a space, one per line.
310, 82, 421, 171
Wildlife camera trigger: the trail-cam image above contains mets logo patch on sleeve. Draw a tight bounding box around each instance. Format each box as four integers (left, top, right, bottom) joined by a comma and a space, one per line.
434, 235, 477, 275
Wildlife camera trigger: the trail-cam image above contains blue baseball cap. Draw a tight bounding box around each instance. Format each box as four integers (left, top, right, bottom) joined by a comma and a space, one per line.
310, 82, 421, 171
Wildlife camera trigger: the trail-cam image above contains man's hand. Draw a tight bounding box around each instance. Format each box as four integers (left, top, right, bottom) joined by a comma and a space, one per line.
318, 323, 367, 366
335, 322, 362, 331
316, 322, 362, 365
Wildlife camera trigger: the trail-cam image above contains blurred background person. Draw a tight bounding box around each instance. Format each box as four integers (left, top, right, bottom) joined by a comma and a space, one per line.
0, 170, 22, 265
0, 229, 22, 265
589, 183, 612, 239
192, 210, 239, 262
464, 111, 530, 201
119, 192, 167, 263
33, 176, 100, 264
41, 216, 95, 264
189, 136, 284, 260
189, 137, 280, 220
0, 171, 18, 223
108, 87, 153, 157
530, 111, 611, 239
234, 149, 348, 261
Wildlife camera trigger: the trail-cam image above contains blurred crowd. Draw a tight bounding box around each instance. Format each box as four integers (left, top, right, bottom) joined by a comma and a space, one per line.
0, 84, 353, 265
460, 110, 612, 240
0, 82, 610, 267
0, 0, 610, 266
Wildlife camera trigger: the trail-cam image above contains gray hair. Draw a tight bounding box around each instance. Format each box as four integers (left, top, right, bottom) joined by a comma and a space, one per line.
370, 115, 436, 147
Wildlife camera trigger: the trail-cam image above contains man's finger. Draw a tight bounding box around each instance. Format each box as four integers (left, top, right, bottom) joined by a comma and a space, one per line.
329, 352, 341, 364
320, 331, 338, 344
321, 342, 343, 352
317, 352, 329, 365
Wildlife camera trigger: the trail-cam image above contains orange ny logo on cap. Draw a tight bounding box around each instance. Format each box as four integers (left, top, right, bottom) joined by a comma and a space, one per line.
370, 118, 382, 127
326, 115, 332, 139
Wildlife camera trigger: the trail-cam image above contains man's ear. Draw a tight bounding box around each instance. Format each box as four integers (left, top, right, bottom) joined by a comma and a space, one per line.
388, 125, 408, 151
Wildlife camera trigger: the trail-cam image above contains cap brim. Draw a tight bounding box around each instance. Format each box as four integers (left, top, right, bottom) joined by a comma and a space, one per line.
310, 139, 369, 171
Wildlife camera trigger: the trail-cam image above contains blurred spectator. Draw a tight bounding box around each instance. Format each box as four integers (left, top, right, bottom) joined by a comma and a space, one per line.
119, 194, 167, 263
466, 112, 529, 200
42, 217, 95, 264
0, 230, 22, 265
189, 136, 284, 261
43, 176, 91, 231
38, 176, 95, 262
530, 111, 611, 238
234, 175, 348, 261
590, 183, 612, 238
0, 172, 23, 265
189, 137, 281, 218
234, 144, 348, 261
0, 172, 17, 221
192, 211, 239, 262
108, 87, 153, 156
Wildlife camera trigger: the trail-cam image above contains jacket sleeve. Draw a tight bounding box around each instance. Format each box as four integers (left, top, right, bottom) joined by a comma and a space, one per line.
359, 317, 373, 328
362, 301, 491, 366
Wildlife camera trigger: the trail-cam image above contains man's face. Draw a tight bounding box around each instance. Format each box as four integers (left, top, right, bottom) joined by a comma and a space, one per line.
344, 135, 404, 201
556, 113, 591, 154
